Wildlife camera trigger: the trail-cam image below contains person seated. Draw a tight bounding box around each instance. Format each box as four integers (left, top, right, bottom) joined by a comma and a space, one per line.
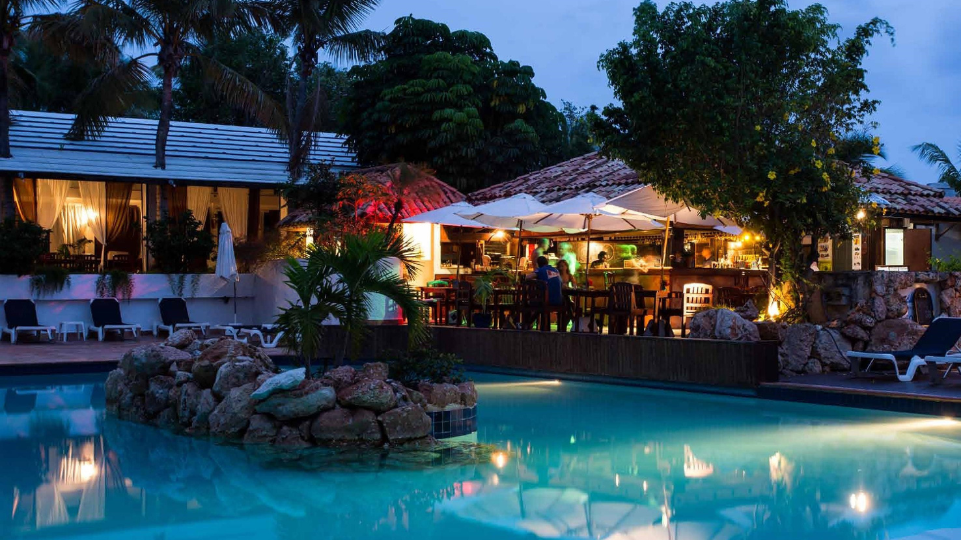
644, 311, 675, 338
556, 259, 576, 288
590, 251, 610, 269
534, 256, 564, 306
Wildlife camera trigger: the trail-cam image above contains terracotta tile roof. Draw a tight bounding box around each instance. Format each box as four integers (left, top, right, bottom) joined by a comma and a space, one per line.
856, 171, 961, 219
470, 152, 961, 221
279, 164, 466, 227
468, 152, 644, 204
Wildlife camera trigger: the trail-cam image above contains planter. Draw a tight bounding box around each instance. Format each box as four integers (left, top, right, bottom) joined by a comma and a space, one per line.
472, 312, 493, 328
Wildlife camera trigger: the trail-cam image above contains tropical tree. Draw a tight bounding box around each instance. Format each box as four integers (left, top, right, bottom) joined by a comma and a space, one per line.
267, 0, 384, 177
913, 141, 961, 193
340, 16, 569, 192
31, 0, 285, 169
589, 0, 892, 315
275, 254, 348, 376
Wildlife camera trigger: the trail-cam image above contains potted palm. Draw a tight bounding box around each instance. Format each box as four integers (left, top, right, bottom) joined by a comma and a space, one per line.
472, 270, 509, 329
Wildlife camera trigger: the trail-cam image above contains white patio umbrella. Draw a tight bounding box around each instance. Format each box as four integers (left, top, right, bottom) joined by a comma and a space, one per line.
520, 193, 663, 277
457, 194, 558, 279
404, 201, 493, 282
216, 222, 240, 324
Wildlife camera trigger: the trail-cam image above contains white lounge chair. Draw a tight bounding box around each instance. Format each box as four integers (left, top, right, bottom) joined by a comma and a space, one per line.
89, 299, 141, 341
845, 317, 961, 382
918, 354, 961, 384
2, 299, 56, 344
154, 298, 211, 337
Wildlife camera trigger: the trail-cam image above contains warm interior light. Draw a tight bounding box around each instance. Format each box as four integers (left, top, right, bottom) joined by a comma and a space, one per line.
849, 491, 869, 513
856, 209, 866, 220
754, 234, 761, 241
767, 294, 781, 319
79, 462, 97, 483
491, 452, 508, 469
492, 230, 505, 240
402, 222, 432, 260
305, 228, 314, 249
742, 233, 751, 242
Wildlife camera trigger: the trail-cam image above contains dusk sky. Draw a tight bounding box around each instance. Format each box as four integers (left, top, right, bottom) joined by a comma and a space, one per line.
355, 0, 961, 186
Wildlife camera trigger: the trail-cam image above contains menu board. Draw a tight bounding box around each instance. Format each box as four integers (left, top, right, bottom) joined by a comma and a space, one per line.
817, 238, 833, 271
851, 233, 862, 271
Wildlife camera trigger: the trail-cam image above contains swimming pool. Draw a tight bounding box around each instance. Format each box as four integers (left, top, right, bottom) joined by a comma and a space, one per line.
2, 371, 960, 539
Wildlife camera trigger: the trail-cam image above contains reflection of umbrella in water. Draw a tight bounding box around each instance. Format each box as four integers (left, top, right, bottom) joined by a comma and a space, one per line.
436, 485, 747, 539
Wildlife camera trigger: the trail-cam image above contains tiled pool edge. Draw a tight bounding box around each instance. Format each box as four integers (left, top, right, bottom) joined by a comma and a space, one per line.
428, 406, 477, 439
757, 382, 961, 417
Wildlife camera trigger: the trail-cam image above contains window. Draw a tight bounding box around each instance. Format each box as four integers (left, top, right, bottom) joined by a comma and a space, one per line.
884, 228, 904, 266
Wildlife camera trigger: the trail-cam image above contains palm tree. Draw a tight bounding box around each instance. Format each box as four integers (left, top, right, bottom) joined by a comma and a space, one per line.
268, 0, 384, 176
913, 141, 961, 192
31, 0, 285, 169
0, 0, 60, 219
307, 229, 427, 365
274, 253, 348, 376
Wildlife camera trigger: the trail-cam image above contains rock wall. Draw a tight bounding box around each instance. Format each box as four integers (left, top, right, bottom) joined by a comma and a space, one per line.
105, 331, 477, 447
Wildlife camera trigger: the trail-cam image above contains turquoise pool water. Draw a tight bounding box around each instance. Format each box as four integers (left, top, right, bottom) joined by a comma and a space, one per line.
2, 372, 961, 539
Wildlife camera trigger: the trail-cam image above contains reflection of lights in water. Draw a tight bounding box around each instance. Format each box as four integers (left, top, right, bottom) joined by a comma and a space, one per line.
642, 480, 648, 493
570, 435, 576, 444
79, 462, 97, 482
491, 452, 508, 469
849, 491, 869, 513
643, 445, 651, 455
661, 506, 671, 528
683, 445, 714, 478
615, 474, 620, 487
490, 474, 500, 486
476, 380, 562, 389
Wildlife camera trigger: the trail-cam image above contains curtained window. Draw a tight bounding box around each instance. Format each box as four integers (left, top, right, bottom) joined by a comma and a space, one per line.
12, 178, 37, 223
186, 186, 212, 228
218, 187, 248, 240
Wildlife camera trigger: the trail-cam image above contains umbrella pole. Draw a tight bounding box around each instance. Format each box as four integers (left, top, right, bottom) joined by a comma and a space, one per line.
515, 220, 524, 284
585, 215, 592, 289
455, 226, 462, 283
233, 281, 238, 324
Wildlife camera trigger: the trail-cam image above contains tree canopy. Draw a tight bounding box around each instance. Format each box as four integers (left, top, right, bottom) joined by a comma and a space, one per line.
590, 0, 893, 293
341, 16, 576, 192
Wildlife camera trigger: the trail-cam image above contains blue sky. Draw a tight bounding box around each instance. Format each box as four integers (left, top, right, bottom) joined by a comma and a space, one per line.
354, 0, 961, 185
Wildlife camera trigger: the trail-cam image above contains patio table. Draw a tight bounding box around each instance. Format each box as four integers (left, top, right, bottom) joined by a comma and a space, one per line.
564, 288, 610, 333
419, 286, 455, 325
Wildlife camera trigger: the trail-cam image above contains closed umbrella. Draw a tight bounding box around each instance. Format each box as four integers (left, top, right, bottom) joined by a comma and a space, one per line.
216, 222, 240, 324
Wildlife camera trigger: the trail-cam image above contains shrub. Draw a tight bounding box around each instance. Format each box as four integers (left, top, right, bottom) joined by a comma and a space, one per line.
96, 269, 135, 301
144, 211, 214, 273
0, 219, 47, 276
29, 266, 71, 297
931, 255, 961, 272
384, 347, 466, 386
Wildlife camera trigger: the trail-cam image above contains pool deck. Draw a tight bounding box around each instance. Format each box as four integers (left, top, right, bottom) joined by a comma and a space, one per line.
0, 336, 290, 375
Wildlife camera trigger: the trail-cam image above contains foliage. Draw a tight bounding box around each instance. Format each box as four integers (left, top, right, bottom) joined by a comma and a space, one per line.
383, 347, 466, 386
559, 100, 596, 160
341, 16, 572, 192
472, 269, 511, 313
234, 229, 306, 273
173, 30, 290, 127
913, 141, 961, 194
590, 0, 893, 298
144, 211, 215, 274
0, 218, 47, 275
95, 269, 134, 301
29, 265, 71, 298
931, 255, 961, 272
31, 0, 284, 169
303, 230, 427, 364
12, 33, 108, 114
166, 274, 201, 298
274, 255, 349, 376
267, 0, 384, 176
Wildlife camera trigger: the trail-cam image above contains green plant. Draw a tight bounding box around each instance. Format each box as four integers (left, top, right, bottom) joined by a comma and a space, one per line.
165, 274, 201, 298
472, 269, 510, 313
233, 229, 305, 273
144, 211, 215, 273
96, 269, 135, 301
383, 347, 466, 387
0, 218, 47, 275
931, 255, 961, 272
29, 266, 71, 298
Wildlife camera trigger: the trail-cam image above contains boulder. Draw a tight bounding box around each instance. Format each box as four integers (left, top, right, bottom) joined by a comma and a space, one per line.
869, 319, 927, 352
378, 406, 432, 443
120, 344, 191, 378
243, 414, 279, 444
105, 369, 126, 403
871, 296, 887, 321
154, 407, 180, 430
145, 376, 176, 417
885, 293, 909, 320
388, 381, 411, 405
321, 366, 357, 390
174, 371, 193, 386
337, 380, 397, 413
361, 362, 389, 381
714, 309, 760, 341
890, 272, 916, 292
811, 329, 851, 371
191, 359, 222, 389
276, 425, 311, 447
192, 389, 218, 432
419, 382, 461, 409
803, 358, 823, 374
778, 324, 817, 374
408, 390, 426, 407
846, 311, 876, 329
178, 382, 202, 426
841, 324, 870, 343
917, 271, 943, 283
941, 288, 961, 318
458, 382, 478, 407
251, 368, 306, 401
212, 360, 263, 400
734, 299, 760, 321
255, 381, 336, 420
117, 393, 147, 423
185, 340, 203, 355
687, 309, 718, 339
164, 329, 198, 350
199, 339, 276, 372
310, 408, 383, 443
208, 383, 257, 438
754, 321, 785, 342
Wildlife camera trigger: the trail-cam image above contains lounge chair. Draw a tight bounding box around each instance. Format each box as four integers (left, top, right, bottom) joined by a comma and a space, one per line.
89, 299, 141, 341
2, 299, 56, 344
846, 317, 961, 382
916, 354, 961, 384
154, 298, 210, 337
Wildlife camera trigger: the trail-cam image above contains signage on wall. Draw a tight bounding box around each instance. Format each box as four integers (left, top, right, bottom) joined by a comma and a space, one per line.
852, 233, 862, 271
817, 238, 833, 271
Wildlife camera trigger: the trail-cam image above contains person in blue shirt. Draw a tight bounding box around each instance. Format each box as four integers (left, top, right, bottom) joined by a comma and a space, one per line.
533, 256, 563, 306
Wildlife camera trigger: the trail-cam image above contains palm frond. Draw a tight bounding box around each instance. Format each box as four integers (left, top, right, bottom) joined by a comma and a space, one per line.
193, 52, 288, 135
322, 29, 385, 63
316, 0, 381, 37
66, 56, 153, 140
912, 142, 961, 186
